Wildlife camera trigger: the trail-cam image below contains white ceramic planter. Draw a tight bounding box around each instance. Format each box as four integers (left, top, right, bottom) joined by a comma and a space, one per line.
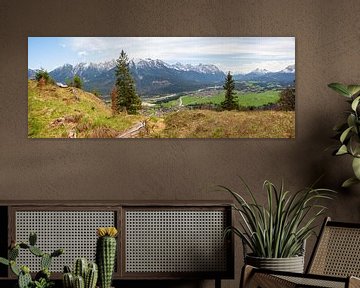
245, 254, 305, 273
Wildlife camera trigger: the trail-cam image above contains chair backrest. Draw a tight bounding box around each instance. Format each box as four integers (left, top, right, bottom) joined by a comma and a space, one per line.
307, 217, 360, 277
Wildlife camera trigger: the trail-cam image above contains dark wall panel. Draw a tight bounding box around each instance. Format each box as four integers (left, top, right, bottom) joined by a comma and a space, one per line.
1, 1, 360, 287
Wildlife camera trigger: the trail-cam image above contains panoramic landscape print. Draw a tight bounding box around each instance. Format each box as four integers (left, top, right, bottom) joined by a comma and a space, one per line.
28, 37, 295, 138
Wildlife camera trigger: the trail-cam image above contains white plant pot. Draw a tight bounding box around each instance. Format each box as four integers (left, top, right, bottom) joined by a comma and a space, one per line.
245, 254, 305, 273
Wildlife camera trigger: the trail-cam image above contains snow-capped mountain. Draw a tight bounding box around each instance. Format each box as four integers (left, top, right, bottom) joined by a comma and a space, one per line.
250, 68, 270, 75
45, 58, 226, 96
280, 64, 295, 73
131, 58, 172, 70
233, 64, 295, 85
51, 60, 117, 80
131, 59, 222, 74
29, 59, 295, 96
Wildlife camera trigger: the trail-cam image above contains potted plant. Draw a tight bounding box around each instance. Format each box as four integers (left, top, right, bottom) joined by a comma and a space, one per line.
328, 83, 360, 187
221, 179, 334, 273
0, 232, 63, 288
62, 258, 98, 288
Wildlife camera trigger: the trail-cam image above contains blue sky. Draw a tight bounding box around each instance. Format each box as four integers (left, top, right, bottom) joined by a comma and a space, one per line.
28, 37, 295, 73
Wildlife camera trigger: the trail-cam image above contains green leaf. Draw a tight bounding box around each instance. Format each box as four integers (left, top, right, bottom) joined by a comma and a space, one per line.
328, 83, 351, 97
340, 126, 353, 143
347, 114, 356, 128
352, 157, 360, 179
336, 145, 348, 155
342, 177, 360, 188
351, 96, 360, 111
0, 257, 9, 266
222, 179, 335, 258
349, 135, 360, 156
347, 85, 360, 97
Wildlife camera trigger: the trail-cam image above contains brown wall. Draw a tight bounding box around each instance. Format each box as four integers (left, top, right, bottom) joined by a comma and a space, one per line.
1, 0, 360, 287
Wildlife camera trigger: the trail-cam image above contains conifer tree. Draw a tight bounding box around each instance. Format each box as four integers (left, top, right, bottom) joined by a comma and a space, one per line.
221, 72, 238, 110
114, 50, 142, 114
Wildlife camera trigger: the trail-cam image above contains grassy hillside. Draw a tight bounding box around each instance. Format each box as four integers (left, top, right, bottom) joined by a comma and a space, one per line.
150, 110, 295, 138
28, 80, 144, 138
28, 81, 294, 138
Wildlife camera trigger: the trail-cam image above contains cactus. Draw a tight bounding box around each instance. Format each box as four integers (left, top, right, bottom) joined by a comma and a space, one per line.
85, 263, 98, 288
35, 268, 50, 281
74, 258, 88, 279
64, 265, 72, 273
29, 232, 37, 246
9, 246, 19, 260
0, 257, 9, 266
74, 275, 85, 288
0, 232, 63, 288
51, 248, 64, 257
63, 260, 98, 288
63, 272, 74, 288
96, 227, 118, 288
29, 245, 44, 257
41, 253, 52, 270
19, 243, 29, 249
10, 260, 20, 276
18, 267, 32, 288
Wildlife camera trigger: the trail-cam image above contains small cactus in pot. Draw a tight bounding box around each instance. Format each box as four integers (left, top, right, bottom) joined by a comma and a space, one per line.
96, 227, 118, 288
62, 259, 98, 288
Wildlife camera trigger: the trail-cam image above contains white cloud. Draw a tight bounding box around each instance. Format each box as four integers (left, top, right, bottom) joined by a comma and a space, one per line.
64, 37, 295, 71
78, 51, 88, 56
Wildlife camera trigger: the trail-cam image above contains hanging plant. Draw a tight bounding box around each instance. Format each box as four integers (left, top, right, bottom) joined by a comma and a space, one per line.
328, 83, 360, 187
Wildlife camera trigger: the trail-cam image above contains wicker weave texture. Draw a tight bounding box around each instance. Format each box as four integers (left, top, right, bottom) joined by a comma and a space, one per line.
248, 273, 297, 288
277, 275, 345, 288
125, 210, 227, 272
15, 211, 115, 272
309, 226, 360, 277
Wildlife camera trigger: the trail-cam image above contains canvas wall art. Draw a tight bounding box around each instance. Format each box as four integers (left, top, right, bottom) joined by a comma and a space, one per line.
28, 37, 295, 138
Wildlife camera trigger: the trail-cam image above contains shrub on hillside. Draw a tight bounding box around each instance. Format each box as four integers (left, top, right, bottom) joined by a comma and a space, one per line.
65, 75, 83, 89
278, 85, 295, 111
35, 69, 55, 85
73, 75, 83, 89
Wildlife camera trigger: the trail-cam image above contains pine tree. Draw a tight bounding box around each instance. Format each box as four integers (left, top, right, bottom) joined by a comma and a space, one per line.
114, 50, 142, 114
221, 72, 238, 110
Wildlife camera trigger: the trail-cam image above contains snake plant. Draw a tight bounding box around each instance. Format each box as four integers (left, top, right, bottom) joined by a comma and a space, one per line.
221, 179, 335, 258
328, 83, 360, 187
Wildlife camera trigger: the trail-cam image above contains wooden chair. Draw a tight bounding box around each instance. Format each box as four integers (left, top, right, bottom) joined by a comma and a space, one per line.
241, 217, 360, 288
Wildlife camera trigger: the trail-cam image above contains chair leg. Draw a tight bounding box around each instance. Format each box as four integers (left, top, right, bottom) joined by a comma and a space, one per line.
215, 278, 221, 288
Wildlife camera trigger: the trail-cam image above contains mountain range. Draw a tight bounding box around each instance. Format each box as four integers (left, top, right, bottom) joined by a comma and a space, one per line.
28, 59, 295, 97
